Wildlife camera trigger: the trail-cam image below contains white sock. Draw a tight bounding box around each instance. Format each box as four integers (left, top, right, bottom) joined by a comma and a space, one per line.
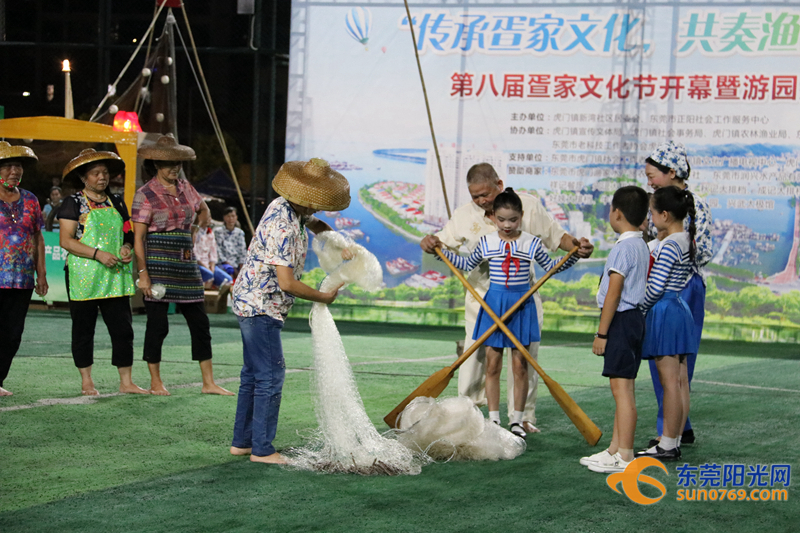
660, 436, 678, 451
489, 411, 501, 424
510, 410, 524, 425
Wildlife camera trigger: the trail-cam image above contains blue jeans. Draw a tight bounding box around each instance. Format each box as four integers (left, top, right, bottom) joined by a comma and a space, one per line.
232, 314, 286, 456
199, 265, 233, 286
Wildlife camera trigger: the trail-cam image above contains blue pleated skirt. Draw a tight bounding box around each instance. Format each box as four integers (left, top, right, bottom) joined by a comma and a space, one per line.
473, 283, 539, 348
642, 291, 697, 359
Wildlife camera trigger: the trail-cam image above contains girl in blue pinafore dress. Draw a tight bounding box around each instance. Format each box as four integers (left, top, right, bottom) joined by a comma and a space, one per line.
636, 186, 698, 461
437, 188, 578, 438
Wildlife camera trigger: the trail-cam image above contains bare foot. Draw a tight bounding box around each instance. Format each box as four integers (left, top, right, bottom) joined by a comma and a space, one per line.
201, 384, 235, 396
522, 422, 541, 434
119, 383, 150, 394
149, 384, 171, 396
0, 387, 13, 397
230, 446, 252, 456
250, 452, 287, 464
81, 388, 100, 396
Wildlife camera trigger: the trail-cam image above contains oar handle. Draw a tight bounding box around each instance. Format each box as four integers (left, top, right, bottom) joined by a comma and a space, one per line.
438, 246, 579, 371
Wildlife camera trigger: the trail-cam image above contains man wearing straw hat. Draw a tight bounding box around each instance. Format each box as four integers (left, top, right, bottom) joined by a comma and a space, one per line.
420, 163, 594, 434
0, 142, 47, 397
230, 158, 352, 464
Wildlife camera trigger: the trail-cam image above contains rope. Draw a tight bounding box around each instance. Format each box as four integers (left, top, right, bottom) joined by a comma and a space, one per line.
179, 4, 255, 235
402, 0, 450, 219
134, 1, 161, 112
89, 0, 168, 122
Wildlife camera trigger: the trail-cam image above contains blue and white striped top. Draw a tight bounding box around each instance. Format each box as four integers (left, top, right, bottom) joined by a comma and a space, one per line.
597, 231, 650, 312
438, 232, 577, 288
642, 232, 693, 311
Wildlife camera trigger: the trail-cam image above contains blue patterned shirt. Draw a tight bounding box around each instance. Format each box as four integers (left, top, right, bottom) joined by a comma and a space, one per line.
597, 231, 650, 312
232, 197, 317, 320
214, 225, 247, 267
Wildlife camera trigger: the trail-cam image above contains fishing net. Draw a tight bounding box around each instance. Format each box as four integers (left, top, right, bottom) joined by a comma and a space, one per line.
286, 231, 524, 474
286, 231, 426, 475
396, 396, 526, 461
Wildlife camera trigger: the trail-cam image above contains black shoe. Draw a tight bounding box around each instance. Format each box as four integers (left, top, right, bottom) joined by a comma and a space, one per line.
648, 438, 660, 448
636, 445, 681, 461
509, 422, 527, 439
682, 429, 695, 444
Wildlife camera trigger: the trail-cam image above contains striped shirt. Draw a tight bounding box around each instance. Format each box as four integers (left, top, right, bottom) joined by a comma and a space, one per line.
648, 190, 713, 281
642, 232, 693, 311
596, 231, 650, 312
438, 231, 577, 288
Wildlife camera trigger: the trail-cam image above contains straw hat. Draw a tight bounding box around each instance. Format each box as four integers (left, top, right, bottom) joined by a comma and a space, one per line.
0, 141, 38, 165
137, 133, 196, 161
273, 158, 350, 211
62, 149, 125, 185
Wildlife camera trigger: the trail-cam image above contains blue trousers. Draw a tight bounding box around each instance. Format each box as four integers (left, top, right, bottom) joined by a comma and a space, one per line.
648, 274, 705, 435
199, 265, 233, 287
231, 314, 286, 457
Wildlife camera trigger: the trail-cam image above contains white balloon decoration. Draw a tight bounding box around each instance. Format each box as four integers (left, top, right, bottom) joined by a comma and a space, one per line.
141, 68, 151, 77
161, 75, 170, 85
155, 113, 165, 123
108, 104, 119, 114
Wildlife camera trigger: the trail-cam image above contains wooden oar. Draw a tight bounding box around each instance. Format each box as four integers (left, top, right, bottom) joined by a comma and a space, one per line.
383, 246, 579, 430
434, 247, 602, 446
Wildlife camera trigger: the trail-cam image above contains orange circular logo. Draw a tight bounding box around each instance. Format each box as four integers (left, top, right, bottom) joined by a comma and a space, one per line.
606, 457, 669, 505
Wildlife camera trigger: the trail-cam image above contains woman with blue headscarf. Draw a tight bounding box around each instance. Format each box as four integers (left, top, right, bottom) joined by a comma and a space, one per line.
643, 141, 713, 448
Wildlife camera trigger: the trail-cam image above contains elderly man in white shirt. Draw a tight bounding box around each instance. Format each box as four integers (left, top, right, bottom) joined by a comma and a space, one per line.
420, 163, 594, 433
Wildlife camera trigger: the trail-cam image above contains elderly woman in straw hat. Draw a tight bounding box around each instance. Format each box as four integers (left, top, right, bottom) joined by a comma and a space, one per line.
230, 158, 352, 464
131, 134, 232, 396
59, 149, 148, 396
0, 142, 48, 397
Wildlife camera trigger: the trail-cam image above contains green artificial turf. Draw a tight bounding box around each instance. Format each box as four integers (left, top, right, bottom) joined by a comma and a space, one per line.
1, 310, 798, 532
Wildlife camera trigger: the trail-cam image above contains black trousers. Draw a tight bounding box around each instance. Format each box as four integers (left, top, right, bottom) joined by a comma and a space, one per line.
0, 288, 34, 387
143, 300, 212, 364
68, 296, 134, 369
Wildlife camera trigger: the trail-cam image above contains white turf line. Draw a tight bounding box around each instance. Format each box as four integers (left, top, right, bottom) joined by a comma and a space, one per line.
4, 358, 800, 413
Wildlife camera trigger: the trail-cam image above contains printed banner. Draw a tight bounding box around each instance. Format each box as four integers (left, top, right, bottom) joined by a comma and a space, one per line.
287, 1, 800, 341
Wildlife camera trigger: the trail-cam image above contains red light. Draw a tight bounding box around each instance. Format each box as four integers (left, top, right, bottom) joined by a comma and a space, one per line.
112, 111, 142, 133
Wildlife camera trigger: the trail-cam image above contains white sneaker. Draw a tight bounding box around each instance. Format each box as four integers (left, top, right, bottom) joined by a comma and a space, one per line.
588, 452, 631, 473
579, 449, 611, 466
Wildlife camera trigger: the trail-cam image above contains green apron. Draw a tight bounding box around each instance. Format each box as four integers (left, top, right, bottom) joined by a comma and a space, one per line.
67, 197, 135, 301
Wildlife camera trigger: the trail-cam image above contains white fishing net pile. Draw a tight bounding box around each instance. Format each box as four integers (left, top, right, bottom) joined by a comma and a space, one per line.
287, 231, 426, 475
396, 396, 526, 461
286, 231, 525, 474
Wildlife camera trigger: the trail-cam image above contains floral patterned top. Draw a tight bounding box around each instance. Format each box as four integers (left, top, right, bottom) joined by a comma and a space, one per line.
232, 197, 317, 320
130, 177, 203, 233
0, 189, 44, 289
193, 227, 218, 266
213, 225, 247, 267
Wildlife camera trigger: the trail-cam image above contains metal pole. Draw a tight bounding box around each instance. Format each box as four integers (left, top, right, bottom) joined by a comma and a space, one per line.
249, 0, 262, 225
266, 0, 278, 207
166, 9, 179, 138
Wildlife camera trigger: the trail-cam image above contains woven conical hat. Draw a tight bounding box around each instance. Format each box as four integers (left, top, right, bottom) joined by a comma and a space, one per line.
0, 141, 38, 165
273, 158, 350, 211
137, 133, 196, 161
62, 149, 125, 185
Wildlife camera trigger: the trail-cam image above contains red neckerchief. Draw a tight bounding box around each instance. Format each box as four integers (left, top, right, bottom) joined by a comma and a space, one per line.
501, 242, 520, 287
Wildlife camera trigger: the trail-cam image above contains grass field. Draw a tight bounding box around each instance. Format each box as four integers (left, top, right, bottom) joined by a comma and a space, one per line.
1, 309, 798, 532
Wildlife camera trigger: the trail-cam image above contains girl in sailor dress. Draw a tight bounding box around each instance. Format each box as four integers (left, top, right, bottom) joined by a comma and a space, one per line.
635, 185, 699, 461
437, 188, 578, 438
